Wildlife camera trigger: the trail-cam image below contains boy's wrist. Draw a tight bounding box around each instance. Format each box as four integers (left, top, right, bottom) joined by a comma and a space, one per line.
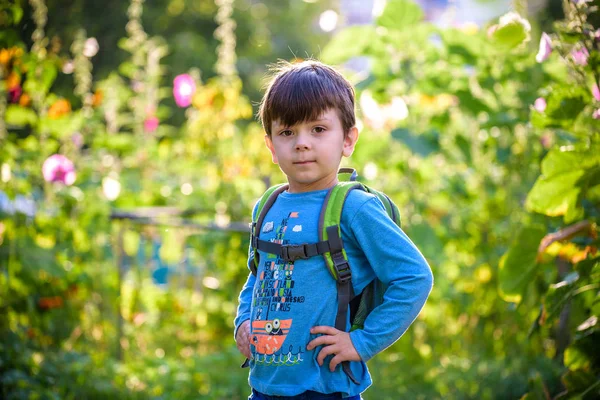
234, 318, 250, 340
349, 330, 373, 362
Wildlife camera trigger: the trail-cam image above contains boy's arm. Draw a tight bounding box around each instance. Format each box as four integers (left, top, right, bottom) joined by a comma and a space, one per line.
233, 202, 260, 339
347, 197, 434, 362
234, 269, 255, 339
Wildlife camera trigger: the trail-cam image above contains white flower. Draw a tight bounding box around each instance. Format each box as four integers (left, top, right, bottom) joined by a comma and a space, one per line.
102, 175, 121, 201
83, 37, 99, 58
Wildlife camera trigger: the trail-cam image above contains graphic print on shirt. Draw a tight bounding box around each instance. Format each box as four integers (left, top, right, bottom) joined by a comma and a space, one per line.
251, 211, 305, 366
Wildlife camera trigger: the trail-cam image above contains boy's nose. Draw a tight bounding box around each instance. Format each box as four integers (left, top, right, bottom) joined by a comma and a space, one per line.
294, 134, 311, 150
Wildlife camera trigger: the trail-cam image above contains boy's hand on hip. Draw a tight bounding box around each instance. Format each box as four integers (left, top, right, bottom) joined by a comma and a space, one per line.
236, 320, 252, 359
306, 326, 361, 372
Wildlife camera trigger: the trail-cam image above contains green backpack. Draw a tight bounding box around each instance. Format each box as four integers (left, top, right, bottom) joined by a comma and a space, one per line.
249, 168, 401, 384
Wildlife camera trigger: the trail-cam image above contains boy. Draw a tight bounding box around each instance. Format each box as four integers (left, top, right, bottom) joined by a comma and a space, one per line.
234, 60, 433, 399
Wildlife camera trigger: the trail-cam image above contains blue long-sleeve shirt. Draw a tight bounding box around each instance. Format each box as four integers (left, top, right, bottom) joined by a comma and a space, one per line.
234, 188, 433, 397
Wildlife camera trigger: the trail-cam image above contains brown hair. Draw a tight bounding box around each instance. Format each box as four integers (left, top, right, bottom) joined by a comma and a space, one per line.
258, 60, 356, 137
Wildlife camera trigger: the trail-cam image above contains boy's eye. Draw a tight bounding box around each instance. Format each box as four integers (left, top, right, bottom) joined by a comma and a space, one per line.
313, 127, 325, 133
279, 130, 293, 137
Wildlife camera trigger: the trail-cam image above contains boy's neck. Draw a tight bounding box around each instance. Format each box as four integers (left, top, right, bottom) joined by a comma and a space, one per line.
286, 176, 339, 194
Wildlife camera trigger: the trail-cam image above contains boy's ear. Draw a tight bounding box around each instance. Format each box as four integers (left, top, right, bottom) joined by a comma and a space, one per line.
264, 134, 279, 164
342, 126, 359, 157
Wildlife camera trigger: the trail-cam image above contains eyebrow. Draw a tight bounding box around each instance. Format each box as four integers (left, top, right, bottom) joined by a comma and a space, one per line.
272, 118, 331, 128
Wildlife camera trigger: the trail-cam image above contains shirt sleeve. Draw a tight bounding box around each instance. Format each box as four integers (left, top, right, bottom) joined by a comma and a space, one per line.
233, 201, 260, 340
347, 196, 434, 362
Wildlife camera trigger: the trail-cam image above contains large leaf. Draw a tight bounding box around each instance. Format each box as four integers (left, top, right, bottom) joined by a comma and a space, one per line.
540, 147, 600, 177
526, 146, 600, 222
525, 170, 584, 221
321, 26, 377, 65
376, 0, 423, 31
498, 224, 547, 303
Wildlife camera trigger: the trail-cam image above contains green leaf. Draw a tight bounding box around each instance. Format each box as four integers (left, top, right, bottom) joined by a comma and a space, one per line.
525, 170, 583, 220
564, 345, 591, 370
5, 105, 38, 127
39, 111, 85, 139
521, 372, 550, 400
533, 87, 588, 130
118, 61, 137, 79
561, 369, 598, 394
526, 146, 600, 222
11, 5, 24, 23
540, 147, 600, 177
441, 28, 492, 61
24, 60, 58, 95
321, 26, 377, 65
92, 133, 136, 152
543, 272, 579, 325
498, 224, 547, 303
575, 257, 599, 280
377, 0, 423, 30
489, 17, 530, 50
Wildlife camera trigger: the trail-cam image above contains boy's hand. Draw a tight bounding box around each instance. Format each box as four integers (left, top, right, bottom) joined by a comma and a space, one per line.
306, 326, 362, 372
235, 320, 252, 359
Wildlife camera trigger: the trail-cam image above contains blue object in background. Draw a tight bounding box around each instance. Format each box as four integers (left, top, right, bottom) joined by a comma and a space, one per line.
151, 239, 169, 285
152, 266, 170, 285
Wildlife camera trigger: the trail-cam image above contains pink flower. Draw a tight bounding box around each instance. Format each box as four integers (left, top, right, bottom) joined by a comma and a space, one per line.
536, 33, 552, 63
571, 48, 588, 66
593, 84, 600, 101
144, 116, 159, 132
42, 154, 76, 186
534, 97, 547, 112
593, 109, 600, 120
173, 74, 196, 107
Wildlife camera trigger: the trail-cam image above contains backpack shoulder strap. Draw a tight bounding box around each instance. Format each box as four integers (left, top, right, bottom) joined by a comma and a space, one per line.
318, 181, 365, 386
249, 183, 288, 275
318, 181, 365, 280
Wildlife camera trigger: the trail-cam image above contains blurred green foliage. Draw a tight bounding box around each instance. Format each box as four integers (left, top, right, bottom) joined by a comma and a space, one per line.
1, 0, 599, 399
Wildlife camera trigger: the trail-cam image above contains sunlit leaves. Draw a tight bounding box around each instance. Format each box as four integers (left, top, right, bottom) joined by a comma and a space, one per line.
526, 146, 600, 222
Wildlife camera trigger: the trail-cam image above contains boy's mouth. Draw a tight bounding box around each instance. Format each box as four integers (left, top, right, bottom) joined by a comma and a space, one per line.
293, 160, 316, 165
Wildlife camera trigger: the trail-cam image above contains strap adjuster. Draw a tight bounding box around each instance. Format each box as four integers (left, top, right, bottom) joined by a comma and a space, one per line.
332, 251, 351, 283
281, 244, 309, 261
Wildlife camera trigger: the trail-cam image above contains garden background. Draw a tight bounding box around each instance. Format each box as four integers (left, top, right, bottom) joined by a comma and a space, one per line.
1, 0, 599, 398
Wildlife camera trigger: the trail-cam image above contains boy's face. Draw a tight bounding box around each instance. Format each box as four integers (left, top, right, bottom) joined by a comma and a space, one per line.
265, 108, 358, 193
